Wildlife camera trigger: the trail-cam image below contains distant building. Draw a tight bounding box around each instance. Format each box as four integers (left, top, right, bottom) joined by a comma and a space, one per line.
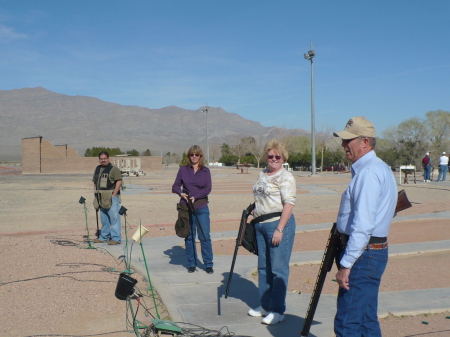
22, 136, 162, 174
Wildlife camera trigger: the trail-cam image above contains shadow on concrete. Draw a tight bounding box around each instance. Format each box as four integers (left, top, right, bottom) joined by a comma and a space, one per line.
163, 244, 209, 271
217, 271, 259, 315
163, 245, 187, 266
267, 313, 317, 337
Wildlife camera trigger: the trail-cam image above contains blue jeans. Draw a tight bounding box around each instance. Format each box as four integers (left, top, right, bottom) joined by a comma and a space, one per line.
185, 205, 213, 268
255, 214, 295, 315
438, 165, 448, 181
99, 196, 122, 242
334, 246, 388, 337
424, 165, 431, 180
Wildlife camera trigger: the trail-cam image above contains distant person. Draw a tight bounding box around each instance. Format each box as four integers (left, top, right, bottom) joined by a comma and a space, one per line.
333, 116, 397, 337
172, 145, 213, 274
437, 152, 449, 182
92, 151, 123, 245
247, 139, 296, 325
422, 152, 432, 182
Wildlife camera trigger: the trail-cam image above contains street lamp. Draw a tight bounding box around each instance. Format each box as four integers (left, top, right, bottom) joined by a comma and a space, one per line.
201, 107, 209, 166
304, 42, 316, 175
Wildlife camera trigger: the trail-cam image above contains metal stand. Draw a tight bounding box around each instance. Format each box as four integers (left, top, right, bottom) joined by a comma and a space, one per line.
123, 223, 182, 336
79, 196, 96, 250
120, 206, 133, 274
127, 296, 150, 336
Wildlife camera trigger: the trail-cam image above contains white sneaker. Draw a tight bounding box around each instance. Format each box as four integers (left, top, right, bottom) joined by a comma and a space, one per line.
248, 306, 269, 317
262, 312, 285, 325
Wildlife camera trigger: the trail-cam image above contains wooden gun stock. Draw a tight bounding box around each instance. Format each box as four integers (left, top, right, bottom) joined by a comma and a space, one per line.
300, 189, 412, 336
395, 189, 412, 213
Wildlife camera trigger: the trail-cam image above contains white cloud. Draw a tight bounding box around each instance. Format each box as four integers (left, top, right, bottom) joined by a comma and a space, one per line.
0, 24, 27, 42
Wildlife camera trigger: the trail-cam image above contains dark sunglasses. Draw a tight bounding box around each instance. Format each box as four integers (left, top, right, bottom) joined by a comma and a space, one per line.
189, 153, 201, 157
267, 155, 282, 160
342, 137, 365, 145
342, 138, 356, 145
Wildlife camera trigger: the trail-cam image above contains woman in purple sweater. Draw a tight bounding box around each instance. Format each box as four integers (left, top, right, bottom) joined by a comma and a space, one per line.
172, 145, 214, 274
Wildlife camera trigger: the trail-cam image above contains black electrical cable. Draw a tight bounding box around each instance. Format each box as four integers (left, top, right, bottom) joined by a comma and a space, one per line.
174, 322, 245, 337
45, 234, 125, 267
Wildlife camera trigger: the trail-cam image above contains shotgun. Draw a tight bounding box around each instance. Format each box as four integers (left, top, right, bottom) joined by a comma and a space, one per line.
225, 203, 255, 298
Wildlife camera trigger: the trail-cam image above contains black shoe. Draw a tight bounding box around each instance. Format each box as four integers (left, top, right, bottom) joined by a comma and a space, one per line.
188, 266, 196, 273
206, 267, 214, 274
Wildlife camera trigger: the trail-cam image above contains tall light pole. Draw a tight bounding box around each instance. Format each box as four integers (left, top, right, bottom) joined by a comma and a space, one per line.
304, 42, 316, 175
201, 106, 209, 166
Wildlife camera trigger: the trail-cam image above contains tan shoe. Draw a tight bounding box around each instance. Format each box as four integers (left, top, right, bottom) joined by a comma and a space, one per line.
92, 239, 105, 243
108, 240, 120, 245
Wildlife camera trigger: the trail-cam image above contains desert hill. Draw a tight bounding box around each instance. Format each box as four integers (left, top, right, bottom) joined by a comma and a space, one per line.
0, 87, 309, 161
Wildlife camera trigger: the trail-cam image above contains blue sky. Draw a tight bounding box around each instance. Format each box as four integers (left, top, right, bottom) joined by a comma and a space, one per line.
1, 0, 449, 135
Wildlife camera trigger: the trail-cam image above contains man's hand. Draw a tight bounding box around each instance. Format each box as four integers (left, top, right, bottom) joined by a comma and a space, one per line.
336, 267, 351, 290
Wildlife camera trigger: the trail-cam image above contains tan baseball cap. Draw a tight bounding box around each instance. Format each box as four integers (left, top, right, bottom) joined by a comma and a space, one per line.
333, 116, 376, 140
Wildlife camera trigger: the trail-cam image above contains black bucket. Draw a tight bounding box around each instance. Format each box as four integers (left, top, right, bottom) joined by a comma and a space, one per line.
115, 273, 137, 300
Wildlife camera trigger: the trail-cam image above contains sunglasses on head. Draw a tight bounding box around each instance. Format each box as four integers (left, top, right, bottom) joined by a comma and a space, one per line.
267, 155, 282, 160
189, 153, 201, 157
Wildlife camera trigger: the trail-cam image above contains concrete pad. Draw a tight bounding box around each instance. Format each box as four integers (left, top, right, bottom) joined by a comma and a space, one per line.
102, 203, 450, 337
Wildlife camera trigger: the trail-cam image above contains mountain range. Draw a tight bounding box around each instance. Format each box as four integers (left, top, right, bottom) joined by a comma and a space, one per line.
0, 87, 309, 161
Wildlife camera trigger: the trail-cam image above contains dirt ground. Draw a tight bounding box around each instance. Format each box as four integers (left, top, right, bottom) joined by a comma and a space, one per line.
0, 164, 449, 336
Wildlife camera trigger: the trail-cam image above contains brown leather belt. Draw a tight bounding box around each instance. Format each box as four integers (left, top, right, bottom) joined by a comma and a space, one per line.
366, 242, 388, 250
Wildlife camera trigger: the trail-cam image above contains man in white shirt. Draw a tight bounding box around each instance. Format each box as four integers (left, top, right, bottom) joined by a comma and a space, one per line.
333, 116, 397, 337
437, 152, 449, 182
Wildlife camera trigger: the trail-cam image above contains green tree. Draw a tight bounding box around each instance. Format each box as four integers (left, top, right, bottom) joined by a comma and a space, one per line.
220, 143, 232, 157
141, 149, 152, 156
84, 147, 123, 157
126, 149, 140, 156
219, 154, 239, 166
180, 152, 189, 167
241, 154, 256, 165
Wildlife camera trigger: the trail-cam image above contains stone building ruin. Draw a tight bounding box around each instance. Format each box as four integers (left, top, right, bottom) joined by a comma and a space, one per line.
22, 136, 162, 174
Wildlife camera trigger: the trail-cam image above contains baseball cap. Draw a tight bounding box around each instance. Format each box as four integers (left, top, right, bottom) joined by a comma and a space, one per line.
333, 116, 376, 140
426, 152, 430, 155
443, 152, 447, 155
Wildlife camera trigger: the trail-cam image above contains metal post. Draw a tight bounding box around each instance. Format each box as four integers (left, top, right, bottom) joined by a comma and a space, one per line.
202, 107, 209, 166
304, 42, 316, 175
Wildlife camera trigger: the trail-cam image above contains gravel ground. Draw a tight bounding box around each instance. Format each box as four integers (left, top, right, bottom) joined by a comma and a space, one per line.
1, 166, 449, 336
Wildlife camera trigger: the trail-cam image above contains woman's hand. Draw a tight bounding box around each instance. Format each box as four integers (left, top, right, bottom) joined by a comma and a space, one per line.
272, 230, 283, 246
180, 193, 188, 201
